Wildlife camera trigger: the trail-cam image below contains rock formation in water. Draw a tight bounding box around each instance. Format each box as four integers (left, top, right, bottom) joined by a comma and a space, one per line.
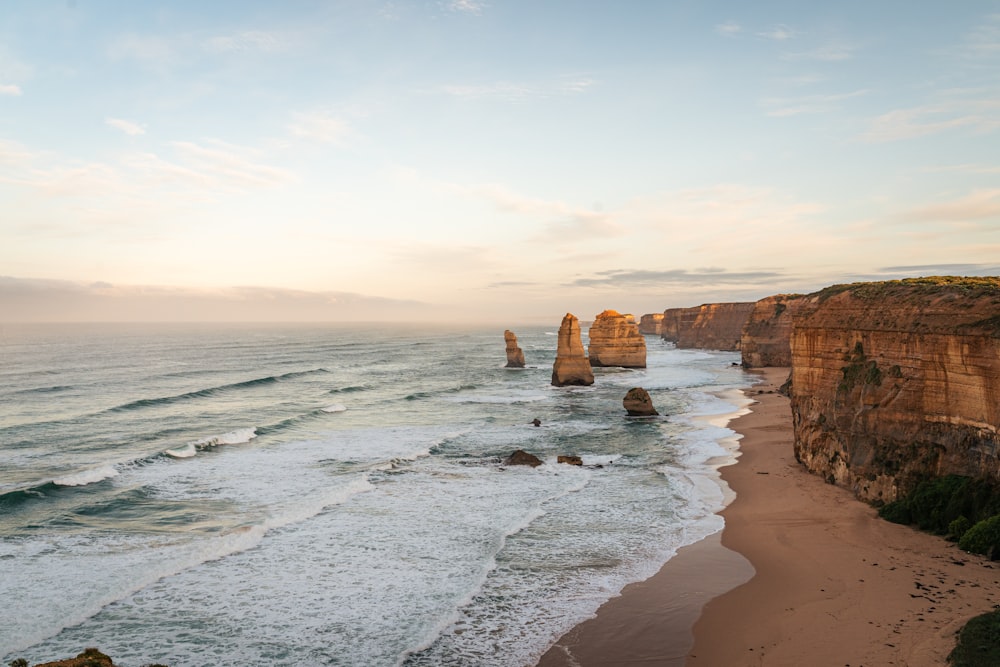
638, 313, 664, 335
660, 303, 755, 350
551, 313, 595, 386
789, 277, 1000, 504
557, 455, 583, 466
503, 329, 525, 368
623, 387, 659, 416
740, 294, 808, 368
33, 648, 121, 667
587, 310, 647, 368
505, 449, 543, 467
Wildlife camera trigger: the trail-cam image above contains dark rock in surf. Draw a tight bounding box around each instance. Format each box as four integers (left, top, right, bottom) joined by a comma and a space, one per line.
505, 449, 543, 467
623, 387, 659, 416
557, 455, 583, 466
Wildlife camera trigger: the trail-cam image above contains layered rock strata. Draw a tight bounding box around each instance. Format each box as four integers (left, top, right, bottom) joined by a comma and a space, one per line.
587, 310, 647, 368
741, 294, 808, 368
638, 313, 664, 335
790, 277, 1000, 503
551, 313, 595, 386
661, 302, 755, 350
623, 387, 659, 416
503, 329, 525, 368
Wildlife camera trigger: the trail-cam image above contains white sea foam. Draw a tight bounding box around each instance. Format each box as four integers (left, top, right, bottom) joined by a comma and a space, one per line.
52, 466, 119, 487
192, 427, 257, 448
164, 443, 196, 458
321, 403, 347, 412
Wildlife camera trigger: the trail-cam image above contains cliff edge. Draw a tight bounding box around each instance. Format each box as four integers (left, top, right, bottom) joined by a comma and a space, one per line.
790, 277, 1000, 503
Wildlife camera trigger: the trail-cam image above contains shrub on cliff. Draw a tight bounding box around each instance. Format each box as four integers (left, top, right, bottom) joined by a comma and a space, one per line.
949, 608, 1000, 666
959, 515, 1000, 559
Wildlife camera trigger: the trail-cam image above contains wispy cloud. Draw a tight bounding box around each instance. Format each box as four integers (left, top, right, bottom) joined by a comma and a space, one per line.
437, 77, 596, 102
107, 33, 180, 67
0, 83, 21, 96
169, 140, 296, 189
900, 189, 1000, 222
879, 263, 1000, 276
105, 117, 145, 136
567, 268, 787, 288
204, 30, 282, 54
783, 42, 857, 61
446, 0, 486, 14
758, 24, 795, 41
862, 95, 1000, 142
960, 12, 1000, 59
762, 89, 868, 117
715, 21, 742, 36
288, 111, 353, 145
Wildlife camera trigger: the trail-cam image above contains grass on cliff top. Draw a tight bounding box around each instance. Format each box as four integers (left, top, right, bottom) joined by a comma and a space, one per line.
949, 608, 1000, 666
815, 276, 1000, 303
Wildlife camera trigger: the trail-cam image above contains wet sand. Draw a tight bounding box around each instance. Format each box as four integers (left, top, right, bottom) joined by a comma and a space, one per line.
538, 367, 1000, 666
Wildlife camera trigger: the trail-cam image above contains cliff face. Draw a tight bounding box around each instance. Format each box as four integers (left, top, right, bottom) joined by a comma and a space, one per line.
673, 302, 755, 350
551, 313, 595, 387
660, 308, 683, 343
588, 310, 647, 368
741, 294, 808, 368
638, 313, 664, 335
790, 278, 1000, 503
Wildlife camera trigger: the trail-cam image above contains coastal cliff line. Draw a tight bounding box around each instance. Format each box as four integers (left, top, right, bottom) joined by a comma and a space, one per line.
659, 302, 754, 351
788, 277, 1000, 503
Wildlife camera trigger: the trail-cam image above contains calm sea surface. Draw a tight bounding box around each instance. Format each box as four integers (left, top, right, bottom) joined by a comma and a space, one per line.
0, 322, 750, 666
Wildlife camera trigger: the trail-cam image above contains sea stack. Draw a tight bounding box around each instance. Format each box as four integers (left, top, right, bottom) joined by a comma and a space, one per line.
551, 313, 595, 387
588, 310, 647, 368
504, 330, 525, 368
623, 387, 659, 416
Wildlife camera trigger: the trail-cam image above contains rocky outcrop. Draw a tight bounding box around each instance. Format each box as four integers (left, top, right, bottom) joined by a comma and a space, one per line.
505, 450, 543, 467
552, 313, 595, 386
34, 648, 117, 667
741, 294, 808, 368
790, 277, 1000, 504
638, 313, 664, 335
503, 329, 525, 368
557, 455, 583, 466
660, 303, 755, 350
587, 310, 647, 368
623, 387, 658, 416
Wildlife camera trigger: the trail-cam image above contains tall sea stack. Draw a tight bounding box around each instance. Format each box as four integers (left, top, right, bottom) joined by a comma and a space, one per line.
504, 330, 525, 368
551, 313, 595, 387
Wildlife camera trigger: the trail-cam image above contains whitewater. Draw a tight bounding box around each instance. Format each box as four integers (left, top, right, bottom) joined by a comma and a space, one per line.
0, 322, 751, 666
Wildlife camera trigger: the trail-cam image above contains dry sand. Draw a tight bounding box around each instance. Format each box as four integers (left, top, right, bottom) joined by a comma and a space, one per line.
538, 367, 1000, 667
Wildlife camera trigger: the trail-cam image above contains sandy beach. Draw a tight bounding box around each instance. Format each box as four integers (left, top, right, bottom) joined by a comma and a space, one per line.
539, 367, 1000, 666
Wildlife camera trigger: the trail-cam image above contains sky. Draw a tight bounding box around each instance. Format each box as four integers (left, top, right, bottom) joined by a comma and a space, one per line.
2, 1, 999, 323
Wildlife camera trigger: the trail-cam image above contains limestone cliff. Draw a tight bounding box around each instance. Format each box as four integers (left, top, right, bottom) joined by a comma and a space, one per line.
741, 294, 808, 368
551, 313, 595, 386
661, 302, 754, 350
588, 310, 647, 368
503, 329, 525, 368
638, 313, 664, 335
790, 277, 1000, 503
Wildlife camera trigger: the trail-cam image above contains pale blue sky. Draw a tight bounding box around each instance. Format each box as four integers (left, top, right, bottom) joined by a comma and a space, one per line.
2, 1, 999, 322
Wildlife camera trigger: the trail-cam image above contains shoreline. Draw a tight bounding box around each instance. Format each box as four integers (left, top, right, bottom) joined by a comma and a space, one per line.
538, 367, 1000, 666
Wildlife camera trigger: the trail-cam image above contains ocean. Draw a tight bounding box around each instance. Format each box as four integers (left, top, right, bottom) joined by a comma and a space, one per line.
0, 322, 751, 666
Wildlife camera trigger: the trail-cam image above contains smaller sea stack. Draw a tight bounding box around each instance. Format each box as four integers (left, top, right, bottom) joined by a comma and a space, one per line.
503, 330, 525, 368
588, 310, 647, 368
623, 387, 658, 416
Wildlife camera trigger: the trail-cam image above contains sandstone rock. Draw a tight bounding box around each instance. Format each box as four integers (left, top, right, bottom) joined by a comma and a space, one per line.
638, 313, 664, 335
503, 329, 525, 368
789, 277, 1000, 504
588, 310, 647, 368
740, 294, 808, 368
623, 387, 659, 416
660, 303, 754, 350
551, 313, 595, 386
504, 449, 543, 467
557, 455, 583, 466
34, 648, 115, 667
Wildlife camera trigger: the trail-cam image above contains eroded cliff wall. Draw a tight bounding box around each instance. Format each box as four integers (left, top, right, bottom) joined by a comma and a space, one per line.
790, 278, 1000, 503
638, 313, 664, 336
660, 308, 683, 343
741, 294, 808, 368
675, 302, 755, 350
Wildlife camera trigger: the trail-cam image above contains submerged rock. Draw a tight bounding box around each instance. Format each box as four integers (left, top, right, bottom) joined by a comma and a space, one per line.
551, 313, 595, 387
505, 449, 543, 467
503, 329, 526, 368
623, 387, 659, 416
557, 455, 583, 466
